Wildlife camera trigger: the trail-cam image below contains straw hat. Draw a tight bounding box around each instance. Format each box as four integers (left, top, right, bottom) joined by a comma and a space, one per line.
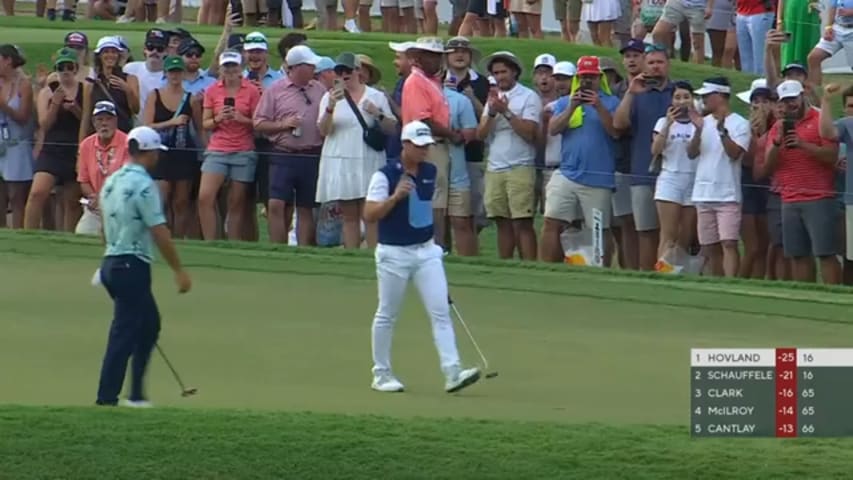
356, 54, 382, 85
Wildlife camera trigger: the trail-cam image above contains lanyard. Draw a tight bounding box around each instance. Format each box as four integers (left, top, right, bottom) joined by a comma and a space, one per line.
95, 145, 116, 176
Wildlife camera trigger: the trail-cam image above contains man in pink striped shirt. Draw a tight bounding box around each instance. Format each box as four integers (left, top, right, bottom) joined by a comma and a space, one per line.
254, 45, 326, 245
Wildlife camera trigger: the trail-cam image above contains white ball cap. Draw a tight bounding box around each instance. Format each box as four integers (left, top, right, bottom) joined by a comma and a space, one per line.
777, 79, 804, 100
389, 41, 415, 53
286, 45, 321, 66
94, 36, 122, 54
128, 126, 169, 152
219, 50, 242, 66
400, 121, 436, 147
552, 61, 577, 77
534, 53, 557, 69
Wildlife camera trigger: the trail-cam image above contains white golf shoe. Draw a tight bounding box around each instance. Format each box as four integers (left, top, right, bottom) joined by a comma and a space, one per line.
444, 366, 481, 393
371, 373, 404, 393
121, 399, 153, 408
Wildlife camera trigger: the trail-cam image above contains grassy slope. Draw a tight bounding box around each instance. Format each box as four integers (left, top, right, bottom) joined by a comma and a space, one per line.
2, 232, 853, 477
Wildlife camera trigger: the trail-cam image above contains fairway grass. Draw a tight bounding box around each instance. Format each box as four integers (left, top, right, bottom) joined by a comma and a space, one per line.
3, 406, 853, 479
2, 231, 853, 477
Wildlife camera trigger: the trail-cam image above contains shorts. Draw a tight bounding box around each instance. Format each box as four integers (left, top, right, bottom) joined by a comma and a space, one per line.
815, 24, 853, 56
484, 165, 535, 219
614, 0, 633, 34
631, 184, 659, 231
152, 151, 199, 182
268, 149, 320, 208
696, 201, 741, 245
467, 0, 508, 18
654, 171, 694, 206
846, 205, 853, 260
707, 2, 735, 31
611, 172, 633, 217
426, 143, 450, 210
450, 0, 467, 16
660, 0, 706, 33
544, 171, 612, 228
448, 188, 472, 217
639, 6, 663, 26
510, 0, 541, 14
539, 167, 558, 211
782, 198, 840, 258
316, 0, 339, 9
241, 0, 268, 14
201, 151, 257, 183
767, 192, 783, 246
34, 152, 77, 186
741, 183, 768, 215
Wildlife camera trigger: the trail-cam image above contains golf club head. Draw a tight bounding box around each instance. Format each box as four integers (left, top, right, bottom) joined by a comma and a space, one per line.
485, 372, 498, 379
181, 388, 198, 397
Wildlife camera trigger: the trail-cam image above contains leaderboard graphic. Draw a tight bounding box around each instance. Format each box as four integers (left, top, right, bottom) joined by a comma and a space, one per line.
691, 348, 853, 438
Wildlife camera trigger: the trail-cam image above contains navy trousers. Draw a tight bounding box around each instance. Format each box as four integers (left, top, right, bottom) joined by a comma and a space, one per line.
96, 255, 161, 405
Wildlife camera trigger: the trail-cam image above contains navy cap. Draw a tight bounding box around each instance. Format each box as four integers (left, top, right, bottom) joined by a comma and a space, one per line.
145, 28, 169, 47
227, 33, 245, 50
177, 38, 205, 56
619, 38, 646, 54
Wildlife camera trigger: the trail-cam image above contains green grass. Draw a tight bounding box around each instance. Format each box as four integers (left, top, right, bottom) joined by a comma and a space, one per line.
1, 231, 853, 478
3, 20, 853, 478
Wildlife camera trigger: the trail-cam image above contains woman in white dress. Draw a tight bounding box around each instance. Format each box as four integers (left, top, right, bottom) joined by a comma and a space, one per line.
581, 0, 621, 46
650, 81, 701, 257
316, 52, 397, 249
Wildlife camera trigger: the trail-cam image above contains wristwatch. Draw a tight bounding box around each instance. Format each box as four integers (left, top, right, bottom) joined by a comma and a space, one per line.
503, 111, 514, 121
719, 128, 729, 138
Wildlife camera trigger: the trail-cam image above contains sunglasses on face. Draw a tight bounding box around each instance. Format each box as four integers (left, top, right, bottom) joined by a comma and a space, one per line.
183, 51, 202, 59
334, 66, 353, 75
56, 62, 75, 72
145, 44, 165, 52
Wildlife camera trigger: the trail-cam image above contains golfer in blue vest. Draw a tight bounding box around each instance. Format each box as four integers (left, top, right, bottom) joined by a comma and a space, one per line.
95, 126, 192, 408
364, 121, 481, 393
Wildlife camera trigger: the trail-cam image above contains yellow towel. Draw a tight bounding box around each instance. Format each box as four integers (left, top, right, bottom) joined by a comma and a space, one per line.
568, 73, 612, 129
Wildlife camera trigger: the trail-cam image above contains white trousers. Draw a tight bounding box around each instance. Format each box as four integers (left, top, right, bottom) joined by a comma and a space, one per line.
371, 240, 461, 376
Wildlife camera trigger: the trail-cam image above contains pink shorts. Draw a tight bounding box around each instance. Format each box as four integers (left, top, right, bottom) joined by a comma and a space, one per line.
696, 202, 741, 245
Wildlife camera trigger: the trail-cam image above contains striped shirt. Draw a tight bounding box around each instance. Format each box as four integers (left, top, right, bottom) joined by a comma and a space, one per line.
767, 108, 838, 203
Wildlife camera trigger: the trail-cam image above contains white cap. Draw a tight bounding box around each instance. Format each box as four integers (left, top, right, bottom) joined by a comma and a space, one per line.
285, 45, 321, 66
777, 79, 804, 100
736, 78, 769, 104
92, 100, 117, 116
243, 31, 268, 51
409, 37, 447, 54
552, 61, 577, 77
94, 36, 122, 54
128, 126, 169, 152
401, 121, 436, 146
694, 81, 732, 96
389, 41, 415, 53
534, 53, 557, 69
219, 50, 242, 66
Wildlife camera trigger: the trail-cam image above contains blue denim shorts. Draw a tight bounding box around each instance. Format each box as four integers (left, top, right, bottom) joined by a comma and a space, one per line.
201, 151, 258, 183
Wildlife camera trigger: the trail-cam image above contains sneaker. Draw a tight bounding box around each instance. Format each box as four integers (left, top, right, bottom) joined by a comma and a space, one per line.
61, 8, 75, 21
116, 14, 134, 23
121, 399, 153, 408
46, 8, 57, 20
371, 373, 404, 392
155, 16, 167, 24
444, 366, 481, 393
344, 19, 361, 33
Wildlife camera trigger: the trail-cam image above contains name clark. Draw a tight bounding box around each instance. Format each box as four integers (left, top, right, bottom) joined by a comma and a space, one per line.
707, 424, 756, 434
707, 370, 774, 380
708, 388, 744, 398
703, 352, 762, 363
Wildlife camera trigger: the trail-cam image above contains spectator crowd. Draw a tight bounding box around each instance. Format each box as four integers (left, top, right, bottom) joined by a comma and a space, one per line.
0, 18, 850, 284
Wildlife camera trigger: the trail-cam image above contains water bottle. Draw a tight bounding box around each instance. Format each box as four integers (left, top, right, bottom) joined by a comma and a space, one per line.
174, 124, 186, 150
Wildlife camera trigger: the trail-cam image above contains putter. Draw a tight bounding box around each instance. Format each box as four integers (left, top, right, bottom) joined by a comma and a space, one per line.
155, 344, 198, 397
448, 296, 499, 379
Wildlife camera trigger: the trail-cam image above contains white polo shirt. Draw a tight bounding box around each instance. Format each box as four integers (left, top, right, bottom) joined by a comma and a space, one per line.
482, 82, 542, 172
691, 113, 751, 204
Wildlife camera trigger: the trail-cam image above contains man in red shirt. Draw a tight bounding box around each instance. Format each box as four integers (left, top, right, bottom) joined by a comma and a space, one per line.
401, 37, 463, 249
764, 80, 841, 283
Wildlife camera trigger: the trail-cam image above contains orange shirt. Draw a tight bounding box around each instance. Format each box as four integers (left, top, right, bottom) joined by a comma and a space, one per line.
401, 67, 450, 130
204, 77, 261, 153
77, 130, 131, 194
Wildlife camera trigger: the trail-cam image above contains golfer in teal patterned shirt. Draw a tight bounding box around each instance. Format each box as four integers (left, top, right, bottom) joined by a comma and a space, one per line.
95, 126, 192, 408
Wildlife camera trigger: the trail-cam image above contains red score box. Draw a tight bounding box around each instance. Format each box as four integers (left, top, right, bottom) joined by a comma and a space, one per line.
775, 347, 798, 438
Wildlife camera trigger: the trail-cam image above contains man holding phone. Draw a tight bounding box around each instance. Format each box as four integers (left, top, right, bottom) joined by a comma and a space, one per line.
612, 44, 674, 271
539, 56, 620, 263
765, 80, 842, 284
